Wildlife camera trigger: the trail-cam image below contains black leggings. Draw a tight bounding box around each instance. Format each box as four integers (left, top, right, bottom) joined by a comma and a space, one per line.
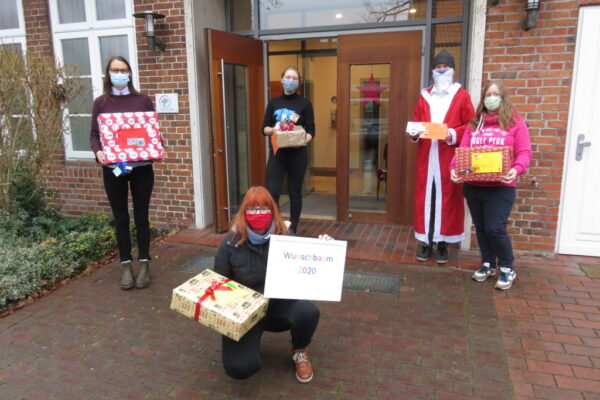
222, 299, 320, 380
102, 165, 154, 262
265, 147, 308, 232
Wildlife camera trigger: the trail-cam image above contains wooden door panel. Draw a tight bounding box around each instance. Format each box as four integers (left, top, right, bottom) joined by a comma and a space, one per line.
337, 31, 422, 225
207, 29, 265, 232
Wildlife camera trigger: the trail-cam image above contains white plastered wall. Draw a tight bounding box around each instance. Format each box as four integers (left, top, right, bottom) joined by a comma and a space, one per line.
184, 0, 226, 228
462, 0, 486, 250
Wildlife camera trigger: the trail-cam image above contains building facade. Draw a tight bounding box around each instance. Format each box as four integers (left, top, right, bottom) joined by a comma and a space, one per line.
1, 0, 599, 256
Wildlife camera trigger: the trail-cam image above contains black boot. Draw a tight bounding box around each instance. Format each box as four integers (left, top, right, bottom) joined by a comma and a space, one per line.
120, 261, 135, 290
436, 241, 449, 264
136, 260, 151, 289
415, 243, 432, 262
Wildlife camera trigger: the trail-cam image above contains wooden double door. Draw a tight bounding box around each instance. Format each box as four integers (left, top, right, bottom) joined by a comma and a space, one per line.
208, 29, 421, 232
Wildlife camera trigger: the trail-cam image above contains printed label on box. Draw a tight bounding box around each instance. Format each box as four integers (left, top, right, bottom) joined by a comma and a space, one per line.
472, 151, 503, 173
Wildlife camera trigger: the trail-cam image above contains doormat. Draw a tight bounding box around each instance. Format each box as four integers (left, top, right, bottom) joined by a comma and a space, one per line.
180, 256, 214, 274
579, 263, 600, 279
343, 271, 402, 295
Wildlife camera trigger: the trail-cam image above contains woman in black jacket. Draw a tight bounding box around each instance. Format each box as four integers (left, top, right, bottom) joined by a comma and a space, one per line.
262, 66, 315, 234
214, 186, 321, 383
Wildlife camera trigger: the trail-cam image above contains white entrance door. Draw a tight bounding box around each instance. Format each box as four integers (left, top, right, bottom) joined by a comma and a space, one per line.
558, 6, 600, 256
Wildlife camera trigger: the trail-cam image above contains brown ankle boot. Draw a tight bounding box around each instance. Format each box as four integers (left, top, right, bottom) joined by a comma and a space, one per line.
135, 260, 151, 289
292, 349, 313, 383
120, 261, 135, 290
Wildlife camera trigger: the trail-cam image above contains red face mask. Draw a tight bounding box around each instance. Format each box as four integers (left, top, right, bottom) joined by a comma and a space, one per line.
245, 212, 273, 231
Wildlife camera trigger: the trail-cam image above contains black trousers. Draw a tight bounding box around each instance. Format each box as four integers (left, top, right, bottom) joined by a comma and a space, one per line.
222, 299, 320, 380
463, 184, 516, 269
265, 147, 308, 232
102, 165, 154, 262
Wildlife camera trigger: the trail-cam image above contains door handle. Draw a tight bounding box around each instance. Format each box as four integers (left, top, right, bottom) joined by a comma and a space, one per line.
575, 133, 591, 161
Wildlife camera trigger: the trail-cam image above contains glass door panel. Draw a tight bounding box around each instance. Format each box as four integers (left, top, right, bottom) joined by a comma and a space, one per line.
223, 63, 250, 217
348, 64, 390, 212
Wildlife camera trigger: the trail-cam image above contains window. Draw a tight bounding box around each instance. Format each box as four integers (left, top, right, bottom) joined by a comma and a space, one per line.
0, 0, 26, 52
49, 0, 137, 160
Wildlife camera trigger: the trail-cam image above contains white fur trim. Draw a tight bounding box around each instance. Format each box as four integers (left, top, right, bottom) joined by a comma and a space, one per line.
446, 128, 457, 145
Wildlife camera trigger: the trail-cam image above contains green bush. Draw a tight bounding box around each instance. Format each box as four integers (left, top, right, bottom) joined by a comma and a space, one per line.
0, 212, 117, 311
0, 173, 171, 312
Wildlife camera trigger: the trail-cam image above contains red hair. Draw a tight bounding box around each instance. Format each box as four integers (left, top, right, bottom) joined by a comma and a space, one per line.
230, 186, 288, 244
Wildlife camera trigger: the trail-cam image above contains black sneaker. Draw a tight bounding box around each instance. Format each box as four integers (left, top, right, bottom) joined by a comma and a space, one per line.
435, 242, 449, 264
415, 244, 432, 261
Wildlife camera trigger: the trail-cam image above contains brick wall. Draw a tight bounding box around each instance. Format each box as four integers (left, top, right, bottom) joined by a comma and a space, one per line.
26, 0, 196, 229
482, 0, 600, 253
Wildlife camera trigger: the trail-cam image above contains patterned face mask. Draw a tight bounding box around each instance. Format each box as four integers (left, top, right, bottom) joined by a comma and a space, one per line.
484, 95, 502, 111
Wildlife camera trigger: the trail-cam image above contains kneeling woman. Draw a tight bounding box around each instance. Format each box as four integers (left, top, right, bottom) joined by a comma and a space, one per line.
214, 186, 320, 383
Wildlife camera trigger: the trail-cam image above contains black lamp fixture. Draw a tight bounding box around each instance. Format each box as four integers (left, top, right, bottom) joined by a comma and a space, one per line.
521, 0, 540, 31
133, 10, 166, 51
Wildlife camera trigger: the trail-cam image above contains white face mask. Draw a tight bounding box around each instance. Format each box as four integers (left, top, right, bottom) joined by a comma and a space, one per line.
432, 68, 454, 92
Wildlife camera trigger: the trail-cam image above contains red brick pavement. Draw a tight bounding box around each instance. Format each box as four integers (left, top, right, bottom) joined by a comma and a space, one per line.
166, 219, 484, 270
0, 225, 598, 400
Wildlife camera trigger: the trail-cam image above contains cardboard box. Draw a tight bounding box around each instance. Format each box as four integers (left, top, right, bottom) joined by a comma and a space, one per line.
406, 121, 447, 140
455, 146, 513, 182
98, 111, 164, 163
271, 126, 307, 154
170, 269, 269, 341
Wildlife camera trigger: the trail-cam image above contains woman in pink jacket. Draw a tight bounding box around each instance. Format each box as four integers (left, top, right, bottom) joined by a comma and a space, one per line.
450, 81, 532, 290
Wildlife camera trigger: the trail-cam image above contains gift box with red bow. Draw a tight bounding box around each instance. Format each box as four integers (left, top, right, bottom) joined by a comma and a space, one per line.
98, 111, 164, 163
170, 269, 268, 341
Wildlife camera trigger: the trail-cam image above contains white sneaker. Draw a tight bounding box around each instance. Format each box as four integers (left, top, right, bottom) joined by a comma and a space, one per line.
472, 262, 496, 282
495, 267, 516, 290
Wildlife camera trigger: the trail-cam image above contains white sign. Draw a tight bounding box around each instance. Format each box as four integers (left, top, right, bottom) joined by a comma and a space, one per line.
264, 235, 347, 302
155, 93, 179, 113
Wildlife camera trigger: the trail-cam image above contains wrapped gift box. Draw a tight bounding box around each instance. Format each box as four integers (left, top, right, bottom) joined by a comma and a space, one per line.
271, 125, 307, 154
98, 111, 164, 163
455, 146, 513, 182
406, 121, 447, 140
170, 269, 269, 341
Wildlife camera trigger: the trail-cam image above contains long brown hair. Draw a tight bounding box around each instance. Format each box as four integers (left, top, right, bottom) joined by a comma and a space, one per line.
230, 186, 288, 244
470, 80, 517, 131
102, 56, 140, 98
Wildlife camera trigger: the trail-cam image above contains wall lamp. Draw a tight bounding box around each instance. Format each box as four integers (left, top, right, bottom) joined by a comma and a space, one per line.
133, 10, 166, 51
521, 0, 540, 31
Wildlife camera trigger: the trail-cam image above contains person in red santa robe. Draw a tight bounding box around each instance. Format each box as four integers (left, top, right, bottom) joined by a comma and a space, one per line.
408, 50, 475, 264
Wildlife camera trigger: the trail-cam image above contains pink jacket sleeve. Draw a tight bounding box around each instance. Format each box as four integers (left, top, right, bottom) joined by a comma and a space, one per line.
511, 117, 532, 175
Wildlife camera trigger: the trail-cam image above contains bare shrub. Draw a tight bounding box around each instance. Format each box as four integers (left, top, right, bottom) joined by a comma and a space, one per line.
0, 46, 83, 211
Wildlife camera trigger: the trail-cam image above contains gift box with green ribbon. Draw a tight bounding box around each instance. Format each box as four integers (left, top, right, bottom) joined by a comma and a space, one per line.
170, 269, 269, 341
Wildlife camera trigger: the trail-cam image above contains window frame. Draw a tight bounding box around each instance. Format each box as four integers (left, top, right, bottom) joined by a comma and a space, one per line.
0, 0, 26, 37
0, 0, 26, 48
49, 0, 138, 160
48, 0, 134, 32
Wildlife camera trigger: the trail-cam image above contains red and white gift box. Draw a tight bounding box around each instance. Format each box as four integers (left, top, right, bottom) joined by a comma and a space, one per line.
98, 112, 164, 163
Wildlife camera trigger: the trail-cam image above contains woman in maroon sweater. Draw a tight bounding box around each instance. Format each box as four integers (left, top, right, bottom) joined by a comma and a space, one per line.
90, 56, 155, 291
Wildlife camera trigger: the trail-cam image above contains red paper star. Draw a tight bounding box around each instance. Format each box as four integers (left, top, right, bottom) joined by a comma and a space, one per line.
357, 73, 388, 106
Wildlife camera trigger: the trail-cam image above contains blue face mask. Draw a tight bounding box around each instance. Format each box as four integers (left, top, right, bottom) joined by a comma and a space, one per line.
282, 79, 299, 93
110, 73, 130, 88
